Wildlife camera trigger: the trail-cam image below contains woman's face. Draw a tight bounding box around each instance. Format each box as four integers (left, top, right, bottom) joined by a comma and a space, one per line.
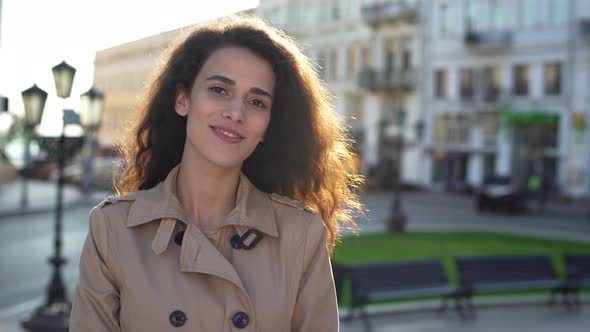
175, 46, 275, 171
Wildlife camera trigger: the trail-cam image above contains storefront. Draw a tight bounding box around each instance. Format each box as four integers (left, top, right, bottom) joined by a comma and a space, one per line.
504, 111, 559, 191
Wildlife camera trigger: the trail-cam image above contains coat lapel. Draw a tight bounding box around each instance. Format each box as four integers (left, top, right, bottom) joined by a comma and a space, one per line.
179, 224, 246, 292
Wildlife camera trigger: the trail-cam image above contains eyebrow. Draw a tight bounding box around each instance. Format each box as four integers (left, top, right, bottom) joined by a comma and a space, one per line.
205, 75, 273, 100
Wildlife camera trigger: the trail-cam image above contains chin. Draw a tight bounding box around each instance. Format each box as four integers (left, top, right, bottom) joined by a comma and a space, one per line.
206, 155, 247, 170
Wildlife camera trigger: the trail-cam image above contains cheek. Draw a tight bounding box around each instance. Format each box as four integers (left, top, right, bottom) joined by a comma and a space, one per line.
251, 112, 271, 138
191, 96, 218, 118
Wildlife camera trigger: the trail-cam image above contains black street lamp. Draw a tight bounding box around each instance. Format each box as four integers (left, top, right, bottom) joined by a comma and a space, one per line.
385, 110, 408, 233
21, 61, 77, 332
79, 87, 104, 193
0, 95, 8, 112
0, 95, 12, 162
52, 61, 76, 99
20, 85, 48, 209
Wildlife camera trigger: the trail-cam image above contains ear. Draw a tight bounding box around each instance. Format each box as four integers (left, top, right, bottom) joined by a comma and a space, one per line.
175, 85, 190, 117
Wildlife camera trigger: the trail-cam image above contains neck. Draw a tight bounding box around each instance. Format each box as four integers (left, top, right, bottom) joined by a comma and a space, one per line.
176, 156, 241, 230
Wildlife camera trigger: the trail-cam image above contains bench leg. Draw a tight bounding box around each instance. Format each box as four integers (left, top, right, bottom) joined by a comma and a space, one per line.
439, 295, 449, 313
547, 288, 558, 305
548, 287, 578, 309
548, 290, 555, 305
456, 295, 476, 320
346, 303, 359, 321
573, 289, 581, 306
564, 287, 582, 311
360, 306, 372, 332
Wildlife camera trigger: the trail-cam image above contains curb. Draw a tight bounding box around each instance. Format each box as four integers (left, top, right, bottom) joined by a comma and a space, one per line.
339, 293, 590, 320
0, 194, 111, 219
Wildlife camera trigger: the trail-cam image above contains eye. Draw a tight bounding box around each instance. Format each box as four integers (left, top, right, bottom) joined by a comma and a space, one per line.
209, 86, 227, 95
249, 98, 267, 109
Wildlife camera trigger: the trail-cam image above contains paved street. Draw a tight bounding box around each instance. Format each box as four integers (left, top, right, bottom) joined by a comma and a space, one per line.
340, 301, 590, 332
353, 190, 590, 242
0, 180, 588, 331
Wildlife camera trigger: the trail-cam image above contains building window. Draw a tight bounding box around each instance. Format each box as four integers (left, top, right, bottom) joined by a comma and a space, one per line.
459, 68, 474, 100
544, 63, 562, 96
490, 0, 509, 31
317, 52, 326, 80
347, 47, 357, 78
448, 114, 470, 145
549, 0, 568, 25
329, 51, 339, 81
439, 3, 449, 36
513, 65, 529, 96
433, 114, 447, 144
402, 49, 412, 70
385, 50, 395, 74
435, 69, 448, 98
481, 112, 500, 147
483, 66, 501, 102
433, 113, 470, 145
484, 155, 496, 179
439, 2, 459, 36
520, 0, 540, 28
466, 0, 483, 31
362, 47, 373, 66
320, 1, 330, 21
331, 0, 341, 20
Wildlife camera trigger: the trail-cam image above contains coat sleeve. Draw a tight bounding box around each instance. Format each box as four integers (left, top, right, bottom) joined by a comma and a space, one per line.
291, 213, 339, 331
70, 206, 121, 331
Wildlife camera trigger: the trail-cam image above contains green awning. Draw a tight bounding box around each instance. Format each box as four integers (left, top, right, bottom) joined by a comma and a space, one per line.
499, 101, 559, 125
506, 112, 559, 125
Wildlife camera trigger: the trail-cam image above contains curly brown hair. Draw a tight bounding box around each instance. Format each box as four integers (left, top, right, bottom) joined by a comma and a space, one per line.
115, 15, 363, 252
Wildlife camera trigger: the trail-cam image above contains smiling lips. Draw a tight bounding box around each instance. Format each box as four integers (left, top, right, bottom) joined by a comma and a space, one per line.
210, 126, 244, 144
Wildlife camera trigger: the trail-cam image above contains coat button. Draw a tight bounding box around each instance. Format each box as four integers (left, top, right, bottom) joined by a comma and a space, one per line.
174, 231, 185, 246
230, 234, 242, 249
169, 310, 186, 327
232, 311, 249, 329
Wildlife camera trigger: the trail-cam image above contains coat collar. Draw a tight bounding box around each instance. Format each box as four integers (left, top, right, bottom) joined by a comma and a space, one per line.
126, 164, 279, 238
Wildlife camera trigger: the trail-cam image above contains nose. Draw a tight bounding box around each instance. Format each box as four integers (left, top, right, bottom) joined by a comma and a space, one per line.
221, 98, 244, 122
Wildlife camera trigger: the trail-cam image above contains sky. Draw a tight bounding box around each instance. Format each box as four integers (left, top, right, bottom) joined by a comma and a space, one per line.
0, 0, 258, 135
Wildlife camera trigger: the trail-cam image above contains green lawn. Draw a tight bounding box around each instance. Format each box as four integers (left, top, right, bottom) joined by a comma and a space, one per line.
332, 231, 590, 307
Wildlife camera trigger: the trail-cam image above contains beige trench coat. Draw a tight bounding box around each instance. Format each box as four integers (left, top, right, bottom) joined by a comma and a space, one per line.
70, 165, 338, 331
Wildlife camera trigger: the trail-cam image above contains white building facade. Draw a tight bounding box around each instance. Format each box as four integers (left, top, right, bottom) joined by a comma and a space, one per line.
257, 0, 590, 196
257, 0, 428, 189
426, 0, 590, 196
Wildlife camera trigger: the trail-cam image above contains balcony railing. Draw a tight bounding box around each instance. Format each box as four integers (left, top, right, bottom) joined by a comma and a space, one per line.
361, 0, 419, 27
465, 31, 512, 50
359, 67, 417, 92
483, 88, 501, 103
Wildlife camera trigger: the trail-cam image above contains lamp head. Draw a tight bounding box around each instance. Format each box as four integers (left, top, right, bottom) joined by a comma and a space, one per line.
21, 84, 48, 128
52, 61, 76, 98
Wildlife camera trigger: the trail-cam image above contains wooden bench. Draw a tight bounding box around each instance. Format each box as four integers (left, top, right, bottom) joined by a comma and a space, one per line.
345, 260, 463, 330
564, 254, 590, 306
456, 254, 570, 315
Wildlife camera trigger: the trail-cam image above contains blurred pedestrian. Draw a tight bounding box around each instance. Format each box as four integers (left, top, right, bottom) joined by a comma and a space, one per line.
70, 15, 362, 331
527, 170, 541, 211
539, 171, 552, 212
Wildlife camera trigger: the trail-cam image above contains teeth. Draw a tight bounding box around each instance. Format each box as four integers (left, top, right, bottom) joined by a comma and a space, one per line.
219, 129, 239, 139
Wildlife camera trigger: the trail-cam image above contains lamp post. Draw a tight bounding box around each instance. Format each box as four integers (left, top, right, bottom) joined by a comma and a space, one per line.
20, 85, 48, 209
79, 87, 104, 194
0, 95, 8, 112
385, 110, 408, 233
0, 95, 11, 164
21, 61, 76, 332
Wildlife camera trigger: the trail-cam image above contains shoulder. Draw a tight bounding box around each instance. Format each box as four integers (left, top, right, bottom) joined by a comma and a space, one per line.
268, 193, 326, 237
269, 193, 317, 215
91, 192, 137, 224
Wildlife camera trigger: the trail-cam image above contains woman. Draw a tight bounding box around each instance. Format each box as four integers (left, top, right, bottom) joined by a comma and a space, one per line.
70, 15, 363, 331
